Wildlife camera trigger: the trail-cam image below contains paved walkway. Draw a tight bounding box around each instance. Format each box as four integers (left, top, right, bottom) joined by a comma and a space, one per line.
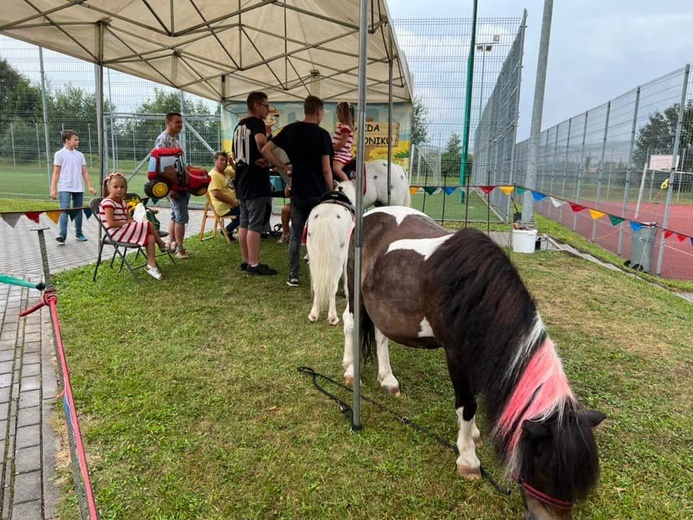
0, 207, 210, 519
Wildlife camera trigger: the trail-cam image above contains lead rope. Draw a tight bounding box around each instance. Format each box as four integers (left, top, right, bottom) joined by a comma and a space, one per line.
297, 366, 512, 497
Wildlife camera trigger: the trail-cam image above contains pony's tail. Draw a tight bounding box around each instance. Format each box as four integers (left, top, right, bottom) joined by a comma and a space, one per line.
307, 212, 349, 314
360, 305, 376, 362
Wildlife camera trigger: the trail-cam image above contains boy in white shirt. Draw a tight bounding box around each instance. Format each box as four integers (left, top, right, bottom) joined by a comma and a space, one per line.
50, 130, 97, 243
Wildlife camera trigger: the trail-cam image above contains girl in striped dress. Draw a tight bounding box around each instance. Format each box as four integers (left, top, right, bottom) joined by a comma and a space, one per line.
331, 102, 355, 182
99, 172, 170, 280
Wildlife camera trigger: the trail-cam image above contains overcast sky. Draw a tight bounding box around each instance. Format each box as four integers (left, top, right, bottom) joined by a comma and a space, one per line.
389, 0, 693, 140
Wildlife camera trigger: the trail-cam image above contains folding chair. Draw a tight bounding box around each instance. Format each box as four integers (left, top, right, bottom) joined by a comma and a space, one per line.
198, 191, 233, 244
91, 197, 175, 282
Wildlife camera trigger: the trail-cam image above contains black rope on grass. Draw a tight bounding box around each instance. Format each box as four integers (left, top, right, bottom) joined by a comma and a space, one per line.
297, 366, 512, 497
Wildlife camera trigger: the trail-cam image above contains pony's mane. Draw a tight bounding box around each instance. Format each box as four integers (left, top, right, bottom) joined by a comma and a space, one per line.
493, 338, 576, 477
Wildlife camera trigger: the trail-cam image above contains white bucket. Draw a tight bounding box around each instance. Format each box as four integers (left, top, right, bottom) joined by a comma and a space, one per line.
512, 229, 537, 254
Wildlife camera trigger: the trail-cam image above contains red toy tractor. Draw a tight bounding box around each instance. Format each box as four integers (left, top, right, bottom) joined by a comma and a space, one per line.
144, 147, 211, 199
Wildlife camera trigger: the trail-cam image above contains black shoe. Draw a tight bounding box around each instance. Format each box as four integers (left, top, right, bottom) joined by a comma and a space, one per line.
286, 276, 299, 287
55, 236, 66, 245
240, 262, 248, 271
246, 264, 278, 276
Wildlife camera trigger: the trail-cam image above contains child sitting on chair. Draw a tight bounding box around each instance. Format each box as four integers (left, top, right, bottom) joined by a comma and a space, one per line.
99, 172, 170, 281
331, 101, 355, 183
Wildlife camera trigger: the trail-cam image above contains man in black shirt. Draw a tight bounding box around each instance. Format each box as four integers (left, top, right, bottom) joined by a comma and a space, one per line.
232, 91, 277, 276
263, 95, 333, 287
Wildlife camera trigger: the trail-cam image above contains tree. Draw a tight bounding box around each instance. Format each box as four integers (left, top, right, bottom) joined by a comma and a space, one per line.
441, 132, 462, 177
410, 96, 430, 148
633, 102, 693, 172
0, 60, 44, 163
123, 88, 219, 164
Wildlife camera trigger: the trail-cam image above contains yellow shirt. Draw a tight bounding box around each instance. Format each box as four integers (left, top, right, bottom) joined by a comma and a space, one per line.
208, 166, 237, 216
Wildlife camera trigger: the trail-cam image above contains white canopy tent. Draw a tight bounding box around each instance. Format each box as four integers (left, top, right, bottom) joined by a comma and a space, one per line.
2, 0, 414, 430
0, 0, 411, 103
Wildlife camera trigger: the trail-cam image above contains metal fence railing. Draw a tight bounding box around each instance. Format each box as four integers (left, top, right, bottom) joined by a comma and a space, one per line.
507, 66, 693, 280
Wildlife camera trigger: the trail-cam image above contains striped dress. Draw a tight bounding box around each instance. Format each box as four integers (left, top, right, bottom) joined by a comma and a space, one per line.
99, 198, 150, 246
332, 123, 354, 165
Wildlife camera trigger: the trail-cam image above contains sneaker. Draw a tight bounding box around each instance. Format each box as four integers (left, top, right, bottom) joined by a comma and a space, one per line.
159, 244, 172, 254
277, 234, 289, 244
75, 234, 88, 242
246, 264, 278, 276
286, 276, 299, 287
144, 265, 163, 281
240, 262, 248, 271
176, 249, 190, 260
55, 236, 66, 245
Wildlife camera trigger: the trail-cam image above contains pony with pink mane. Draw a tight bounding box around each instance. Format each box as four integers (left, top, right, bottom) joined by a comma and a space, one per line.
342, 206, 606, 520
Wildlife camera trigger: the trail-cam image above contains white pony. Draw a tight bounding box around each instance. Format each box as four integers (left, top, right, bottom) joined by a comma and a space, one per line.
306, 160, 411, 325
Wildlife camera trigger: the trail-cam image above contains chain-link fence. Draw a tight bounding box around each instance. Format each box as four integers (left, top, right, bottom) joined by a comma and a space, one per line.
470, 12, 526, 221
508, 66, 693, 280
393, 16, 524, 221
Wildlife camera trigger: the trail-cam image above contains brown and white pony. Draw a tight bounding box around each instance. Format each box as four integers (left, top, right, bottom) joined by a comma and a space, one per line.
306, 161, 410, 325
342, 206, 606, 520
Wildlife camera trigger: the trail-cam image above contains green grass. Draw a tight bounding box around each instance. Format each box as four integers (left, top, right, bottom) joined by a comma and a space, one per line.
49, 231, 692, 519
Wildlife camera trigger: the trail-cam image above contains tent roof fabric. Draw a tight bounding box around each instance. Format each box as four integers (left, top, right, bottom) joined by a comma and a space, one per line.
0, 0, 412, 104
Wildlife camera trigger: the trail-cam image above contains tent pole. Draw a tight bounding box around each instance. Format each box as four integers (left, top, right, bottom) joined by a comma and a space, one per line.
351, 0, 371, 432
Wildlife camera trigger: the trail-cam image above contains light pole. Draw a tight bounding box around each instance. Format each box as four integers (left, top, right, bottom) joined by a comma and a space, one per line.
474, 35, 499, 189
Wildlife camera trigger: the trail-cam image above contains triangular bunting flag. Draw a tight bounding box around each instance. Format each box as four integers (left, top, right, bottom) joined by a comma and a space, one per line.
84, 208, 92, 219
676, 233, 686, 243
432, 187, 443, 195
569, 202, 585, 213
45, 211, 61, 224
664, 230, 673, 239
444, 187, 458, 195
608, 215, 625, 226
25, 212, 41, 224
516, 187, 526, 195
409, 187, 420, 196
1, 213, 22, 228
424, 186, 438, 195
630, 221, 643, 231
499, 186, 514, 195
151, 198, 159, 205
480, 186, 495, 195
549, 197, 566, 208
588, 209, 606, 220
532, 191, 547, 201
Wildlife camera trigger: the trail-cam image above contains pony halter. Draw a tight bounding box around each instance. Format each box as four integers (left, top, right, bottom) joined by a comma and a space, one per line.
517, 478, 573, 512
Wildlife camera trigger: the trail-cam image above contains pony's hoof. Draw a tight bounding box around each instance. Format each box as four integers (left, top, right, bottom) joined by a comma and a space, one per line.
328, 316, 340, 326
344, 374, 354, 386
308, 312, 318, 323
457, 465, 481, 480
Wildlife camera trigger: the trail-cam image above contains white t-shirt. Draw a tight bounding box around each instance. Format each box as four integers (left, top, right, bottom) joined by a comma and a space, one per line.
54, 147, 87, 192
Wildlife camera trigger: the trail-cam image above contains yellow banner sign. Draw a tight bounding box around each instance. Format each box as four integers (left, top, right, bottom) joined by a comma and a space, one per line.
363, 121, 399, 147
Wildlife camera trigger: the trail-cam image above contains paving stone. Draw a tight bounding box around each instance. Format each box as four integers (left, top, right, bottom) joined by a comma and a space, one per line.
0, 373, 11, 389
0, 350, 15, 362
23, 353, 41, 365
23, 341, 41, 354
16, 425, 41, 450
12, 471, 42, 505
0, 387, 10, 404
0, 361, 14, 375
17, 406, 41, 428
22, 364, 40, 377
12, 499, 42, 519
19, 390, 40, 409
21, 376, 41, 392
15, 445, 41, 474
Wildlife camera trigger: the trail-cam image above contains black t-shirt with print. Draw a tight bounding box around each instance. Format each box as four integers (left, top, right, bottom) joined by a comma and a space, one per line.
232, 116, 271, 199
271, 121, 333, 198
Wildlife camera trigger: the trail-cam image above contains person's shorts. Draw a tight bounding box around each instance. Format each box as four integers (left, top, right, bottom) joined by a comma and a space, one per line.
169, 191, 191, 224
239, 197, 269, 232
